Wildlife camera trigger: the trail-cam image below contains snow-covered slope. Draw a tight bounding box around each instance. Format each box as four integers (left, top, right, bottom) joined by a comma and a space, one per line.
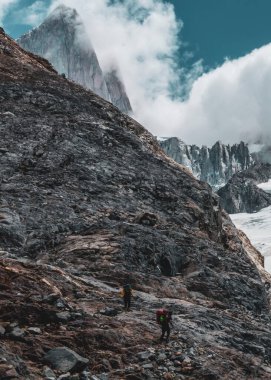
159, 137, 252, 189
258, 180, 271, 193
230, 207, 271, 272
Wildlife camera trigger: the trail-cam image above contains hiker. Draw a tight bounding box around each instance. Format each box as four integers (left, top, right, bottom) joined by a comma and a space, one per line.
119, 283, 133, 311
156, 308, 173, 342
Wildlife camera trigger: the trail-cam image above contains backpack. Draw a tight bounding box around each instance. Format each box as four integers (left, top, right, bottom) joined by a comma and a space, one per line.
156, 308, 168, 324
123, 284, 132, 296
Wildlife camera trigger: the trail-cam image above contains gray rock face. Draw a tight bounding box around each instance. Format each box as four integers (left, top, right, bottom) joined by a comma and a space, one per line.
105, 70, 132, 114
0, 26, 267, 310
17, 5, 133, 115
2, 26, 271, 380
159, 137, 252, 189
18, 5, 110, 101
44, 347, 89, 372
217, 163, 271, 213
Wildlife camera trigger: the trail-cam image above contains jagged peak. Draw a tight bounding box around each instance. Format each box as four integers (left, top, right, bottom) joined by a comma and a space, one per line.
19, 4, 81, 40
212, 140, 223, 148
46, 4, 79, 22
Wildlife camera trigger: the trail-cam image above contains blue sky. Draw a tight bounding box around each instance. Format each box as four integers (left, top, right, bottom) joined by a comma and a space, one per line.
2, 0, 271, 145
173, 0, 271, 69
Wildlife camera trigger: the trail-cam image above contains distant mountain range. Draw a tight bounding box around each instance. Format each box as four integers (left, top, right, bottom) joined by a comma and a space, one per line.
159, 137, 271, 214
159, 137, 252, 189
17, 4, 132, 115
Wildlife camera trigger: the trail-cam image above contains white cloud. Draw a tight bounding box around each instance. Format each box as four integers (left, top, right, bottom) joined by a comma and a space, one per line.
177, 45, 271, 146
47, 1, 271, 147
48, 0, 194, 137
0, 0, 18, 25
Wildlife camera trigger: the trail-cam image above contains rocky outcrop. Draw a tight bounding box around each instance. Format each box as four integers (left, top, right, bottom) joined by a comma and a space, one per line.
159, 137, 252, 189
105, 69, 133, 115
2, 27, 271, 379
17, 5, 133, 114
44, 347, 89, 372
217, 163, 271, 213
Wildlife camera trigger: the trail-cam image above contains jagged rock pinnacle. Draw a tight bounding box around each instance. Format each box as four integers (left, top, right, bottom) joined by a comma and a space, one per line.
17, 5, 133, 114
18, 5, 111, 101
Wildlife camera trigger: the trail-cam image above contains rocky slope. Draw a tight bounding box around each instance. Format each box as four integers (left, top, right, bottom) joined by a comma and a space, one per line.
1, 27, 271, 379
17, 5, 132, 114
217, 163, 271, 213
159, 137, 252, 189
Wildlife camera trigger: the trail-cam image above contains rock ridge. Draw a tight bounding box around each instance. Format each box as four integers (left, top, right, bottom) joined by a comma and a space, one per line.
217, 163, 271, 213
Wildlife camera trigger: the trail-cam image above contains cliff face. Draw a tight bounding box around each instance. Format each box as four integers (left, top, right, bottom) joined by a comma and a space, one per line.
17, 5, 110, 101
1, 28, 271, 379
217, 163, 271, 213
17, 5, 132, 114
159, 137, 252, 189
105, 69, 133, 115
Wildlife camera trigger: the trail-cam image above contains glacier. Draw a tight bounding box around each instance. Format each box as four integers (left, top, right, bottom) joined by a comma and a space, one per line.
230, 206, 271, 272
257, 180, 271, 193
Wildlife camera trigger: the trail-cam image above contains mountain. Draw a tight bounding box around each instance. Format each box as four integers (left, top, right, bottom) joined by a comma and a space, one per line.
105, 69, 133, 115
217, 163, 271, 213
159, 137, 252, 189
17, 5, 132, 114
2, 27, 271, 379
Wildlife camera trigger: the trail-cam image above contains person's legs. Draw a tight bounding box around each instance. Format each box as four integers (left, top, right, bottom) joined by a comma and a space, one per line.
124, 296, 131, 310
160, 323, 166, 340
166, 324, 171, 342
123, 297, 128, 310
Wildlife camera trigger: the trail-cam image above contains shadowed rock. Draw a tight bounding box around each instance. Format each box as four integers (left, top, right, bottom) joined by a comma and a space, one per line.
217, 163, 271, 213
44, 347, 89, 372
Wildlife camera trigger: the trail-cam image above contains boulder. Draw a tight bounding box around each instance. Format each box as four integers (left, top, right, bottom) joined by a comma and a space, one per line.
44, 347, 89, 373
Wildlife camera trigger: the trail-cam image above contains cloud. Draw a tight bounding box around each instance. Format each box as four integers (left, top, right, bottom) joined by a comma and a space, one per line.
12, 1, 47, 26
46, 1, 271, 147
177, 45, 271, 146
10, 0, 271, 148
48, 0, 197, 136
46, 0, 271, 147
0, 0, 18, 25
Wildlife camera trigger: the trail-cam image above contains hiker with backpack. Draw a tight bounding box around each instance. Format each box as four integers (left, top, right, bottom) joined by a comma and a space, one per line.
119, 283, 133, 311
156, 308, 173, 342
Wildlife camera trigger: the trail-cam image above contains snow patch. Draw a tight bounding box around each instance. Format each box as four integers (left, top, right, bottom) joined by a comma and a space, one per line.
257, 179, 271, 193
156, 136, 169, 142
230, 206, 271, 273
